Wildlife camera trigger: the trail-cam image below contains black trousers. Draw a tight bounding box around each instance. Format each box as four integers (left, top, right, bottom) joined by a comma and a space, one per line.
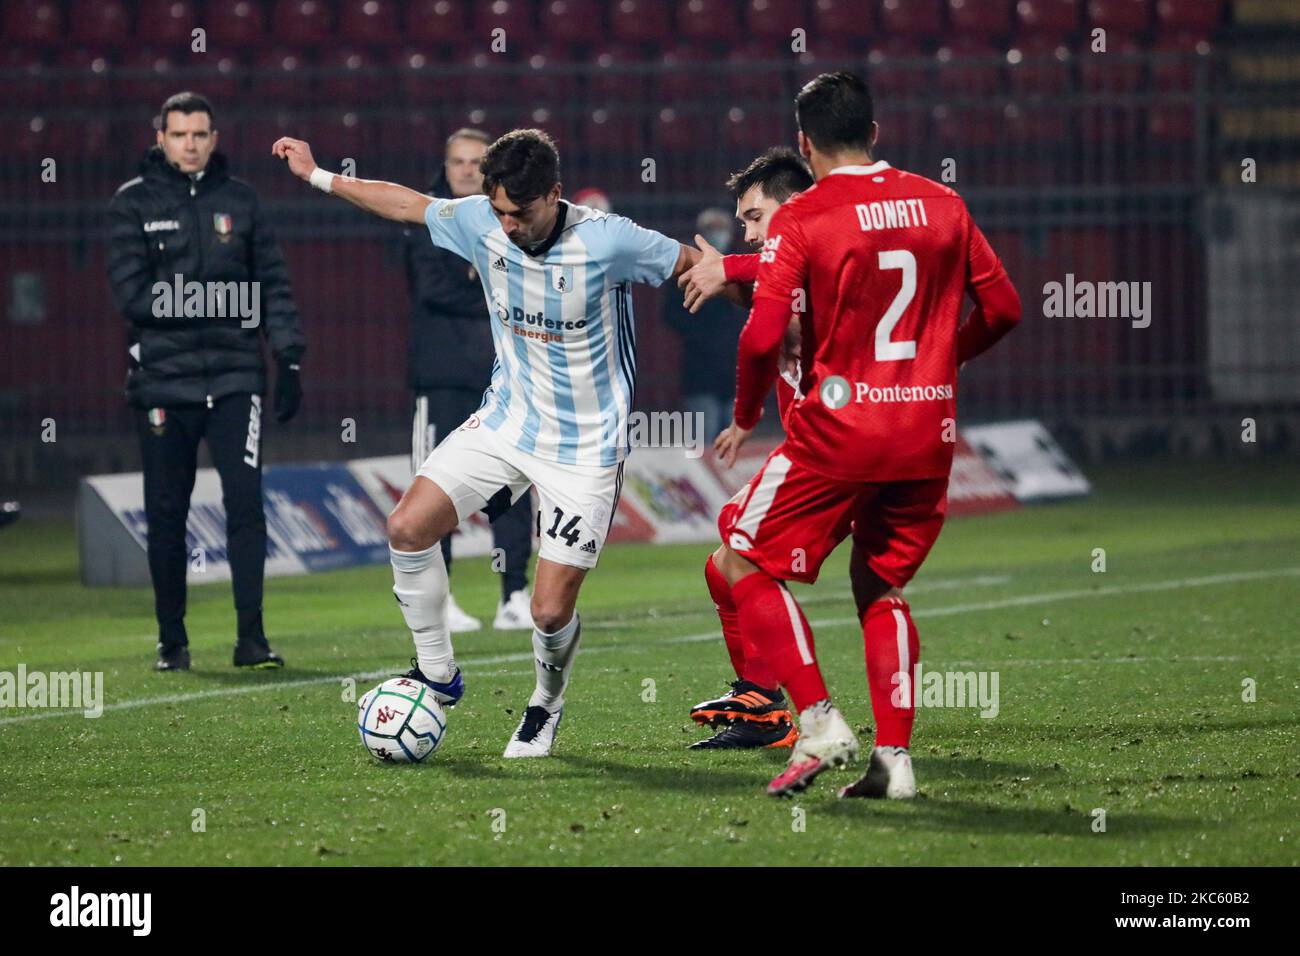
413, 387, 531, 599
135, 393, 266, 649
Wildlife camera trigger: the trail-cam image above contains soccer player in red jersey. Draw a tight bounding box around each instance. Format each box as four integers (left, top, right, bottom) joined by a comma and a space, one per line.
681, 149, 813, 749
710, 72, 1023, 797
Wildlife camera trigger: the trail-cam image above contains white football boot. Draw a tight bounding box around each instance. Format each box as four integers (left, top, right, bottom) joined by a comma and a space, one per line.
445, 593, 482, 633
503, 706, 562, 758
766, 701, 859, 797
838, 745, 917, 800
493, 589, 532, 630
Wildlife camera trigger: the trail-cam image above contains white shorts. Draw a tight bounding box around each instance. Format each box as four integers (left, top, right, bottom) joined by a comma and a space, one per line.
417, 415, 623, 570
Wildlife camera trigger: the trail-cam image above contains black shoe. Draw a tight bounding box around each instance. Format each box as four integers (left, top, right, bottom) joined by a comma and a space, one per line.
689, 718, 798, 750
0, 501, 20, 529
155, 643, 191, 672
233, 640, 285, 669
689, 679, 792, 728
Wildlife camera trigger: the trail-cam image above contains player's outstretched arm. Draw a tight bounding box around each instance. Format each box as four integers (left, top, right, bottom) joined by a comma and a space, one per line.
272, 137, 432, 225
678, 236, 754, 313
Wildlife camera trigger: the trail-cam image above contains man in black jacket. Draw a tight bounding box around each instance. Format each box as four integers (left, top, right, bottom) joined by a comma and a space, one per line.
403, 128, 532, 632
107, 92, 306, 672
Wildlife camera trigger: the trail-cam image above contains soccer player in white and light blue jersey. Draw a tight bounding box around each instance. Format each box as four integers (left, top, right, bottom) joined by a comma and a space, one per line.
273, 130, 704, 757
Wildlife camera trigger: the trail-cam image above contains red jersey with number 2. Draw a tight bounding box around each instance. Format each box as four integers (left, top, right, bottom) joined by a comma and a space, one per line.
751, 162, 1006, 482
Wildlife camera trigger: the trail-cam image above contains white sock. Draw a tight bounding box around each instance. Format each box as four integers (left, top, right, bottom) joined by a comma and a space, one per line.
528, 611, 580, 713
390, 543, 455, 682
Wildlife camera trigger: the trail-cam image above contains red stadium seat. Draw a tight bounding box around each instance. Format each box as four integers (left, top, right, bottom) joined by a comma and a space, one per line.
195, 54, 245, 101
793, 38, 863, 77
1155, 0, 1221, 36
1088, 0, 1150, 34
656, 45, 713, 100
271, 0, 335, 47
743, 0, 808, 40
116, 48, 182, 108
652, 107, 711, 152
523, 44, 580, 100
610, 0, 673, 45
203, 0, 267, 48
338, 0, 401, 45
727, 41, 786, 98
1002, 101, 1068, 141
1014, 0, 1079, 39
1006, 36, 1072, 95
3, 0, 65, 47
406, 0, 469, 46
590, 44, 649, 101
811, 0, 876, 40
1, 49, 51, 107
319, 46, 389, 104
932, 102, 1000, 146
879, 0, 945, 40
250, 47, 314, 103
866, 38, 930, 100
393, 47, 456, 102
475, 0, 536, 46
1149, 31, 1210, 95
947, 0, 1014, 41
59, 49, 115, 105
539, 0, 604, 46
677, 0, 740, 42
1080, 30, 1142, 90
935, 38, 1003, 96
724, 102, 786, 150
458, 49, 510, 103
68, 0, 132, 49
137, 0, 202, 48
578, 106, 642, 159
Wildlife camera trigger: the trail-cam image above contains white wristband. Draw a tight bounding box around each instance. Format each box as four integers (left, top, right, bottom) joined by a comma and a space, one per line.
309, 167, 335, 193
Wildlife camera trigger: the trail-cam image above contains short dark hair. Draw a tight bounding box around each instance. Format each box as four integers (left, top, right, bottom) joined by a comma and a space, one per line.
794, 71, 874, 154
158, 91, 215, 130
726, 147, 814, 203
481, 129, 560, 206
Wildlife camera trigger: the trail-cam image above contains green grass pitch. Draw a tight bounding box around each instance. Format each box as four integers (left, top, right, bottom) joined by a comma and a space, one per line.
1, 460, 1296, 866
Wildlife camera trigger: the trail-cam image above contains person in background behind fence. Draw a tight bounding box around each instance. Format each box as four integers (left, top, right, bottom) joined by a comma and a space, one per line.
106, 91, 306, 672
403, 128, 533, 632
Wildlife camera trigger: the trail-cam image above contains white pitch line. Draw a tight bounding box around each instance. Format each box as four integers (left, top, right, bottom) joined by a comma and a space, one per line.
1, 566, 1296, 728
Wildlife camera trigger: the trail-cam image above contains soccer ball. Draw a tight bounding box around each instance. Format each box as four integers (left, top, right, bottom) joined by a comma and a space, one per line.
357, 677, 447, 763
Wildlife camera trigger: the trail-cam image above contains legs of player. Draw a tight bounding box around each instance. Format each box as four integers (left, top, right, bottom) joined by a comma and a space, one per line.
714, 545, 859, 795
503, 557, 586, 758
387, 475, 466, 706
838, 550, 918, 800
689, 547, 798, 750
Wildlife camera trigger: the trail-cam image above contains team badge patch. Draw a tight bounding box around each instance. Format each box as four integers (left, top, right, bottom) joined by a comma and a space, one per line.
438, 204, 456, 219
213, 213, 232, 235
148, 407, 166, 435
551, 265, 573, 293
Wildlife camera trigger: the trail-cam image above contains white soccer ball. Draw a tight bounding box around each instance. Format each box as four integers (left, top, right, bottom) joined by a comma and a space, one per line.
357, 677, 447, 763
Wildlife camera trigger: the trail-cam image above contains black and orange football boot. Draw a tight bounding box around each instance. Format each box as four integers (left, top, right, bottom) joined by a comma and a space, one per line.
690, 679, 792, 727
689, 717, 798, 750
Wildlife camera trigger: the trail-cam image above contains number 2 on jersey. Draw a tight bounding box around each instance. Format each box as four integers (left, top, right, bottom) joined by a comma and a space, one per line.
875, 249, 917, 361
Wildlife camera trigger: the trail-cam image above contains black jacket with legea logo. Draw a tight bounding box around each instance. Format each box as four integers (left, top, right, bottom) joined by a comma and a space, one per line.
107, 146, 306, 409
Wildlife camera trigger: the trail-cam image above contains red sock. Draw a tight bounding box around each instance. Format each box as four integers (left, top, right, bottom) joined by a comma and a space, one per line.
862, 596, 920, 748
731, 572, 828, 711
705, 555, 745, 679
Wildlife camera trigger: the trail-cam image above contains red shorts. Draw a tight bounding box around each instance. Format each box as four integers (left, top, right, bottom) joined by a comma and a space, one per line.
718, 446, 948, 586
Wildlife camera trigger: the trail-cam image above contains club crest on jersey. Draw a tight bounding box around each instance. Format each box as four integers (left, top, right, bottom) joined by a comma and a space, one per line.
213, 213, 233, 237
551, 266, 573, 293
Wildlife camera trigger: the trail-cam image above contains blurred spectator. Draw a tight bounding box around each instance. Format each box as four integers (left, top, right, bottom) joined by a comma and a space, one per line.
662, 207, 745, 441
